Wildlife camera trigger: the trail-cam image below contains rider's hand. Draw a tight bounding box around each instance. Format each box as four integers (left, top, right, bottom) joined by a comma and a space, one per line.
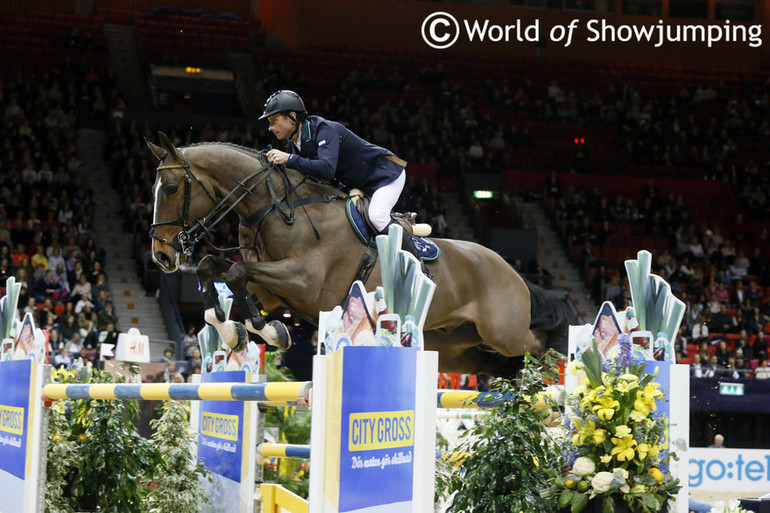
266, 149, 290, 165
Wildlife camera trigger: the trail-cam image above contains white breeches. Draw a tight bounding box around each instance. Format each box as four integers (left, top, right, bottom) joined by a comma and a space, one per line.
369, 170, 405, 232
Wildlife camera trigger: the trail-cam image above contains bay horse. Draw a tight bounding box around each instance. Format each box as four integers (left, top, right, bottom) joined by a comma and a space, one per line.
146, 132, 573, 377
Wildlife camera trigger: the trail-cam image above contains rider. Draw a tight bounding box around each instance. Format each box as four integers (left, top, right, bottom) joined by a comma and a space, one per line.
261, 90, 431, 276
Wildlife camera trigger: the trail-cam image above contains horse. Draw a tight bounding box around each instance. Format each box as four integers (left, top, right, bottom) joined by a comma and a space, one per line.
146, 132, 574, 377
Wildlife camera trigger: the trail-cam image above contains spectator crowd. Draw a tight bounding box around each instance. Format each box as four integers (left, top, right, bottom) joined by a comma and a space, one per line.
6, 16, 770, 384
0, 56, 123, 370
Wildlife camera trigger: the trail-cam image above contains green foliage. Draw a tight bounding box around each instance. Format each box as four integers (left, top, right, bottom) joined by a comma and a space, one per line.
439, 352, 564, 512
46, 367, 162, 513
145, 400, 212, 513
45, 401, 78, 513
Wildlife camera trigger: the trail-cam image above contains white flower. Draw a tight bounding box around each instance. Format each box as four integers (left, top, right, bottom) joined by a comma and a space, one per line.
572, 457, 596, 477
591, 471, 614, 493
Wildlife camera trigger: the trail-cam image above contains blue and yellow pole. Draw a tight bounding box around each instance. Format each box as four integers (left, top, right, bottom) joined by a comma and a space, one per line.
259, 443, 311, 459
43, 381, 312, 405
435, 390, 511, 409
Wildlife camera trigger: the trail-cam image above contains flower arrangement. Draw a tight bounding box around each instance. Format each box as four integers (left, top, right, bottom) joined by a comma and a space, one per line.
542, 335, 682, 513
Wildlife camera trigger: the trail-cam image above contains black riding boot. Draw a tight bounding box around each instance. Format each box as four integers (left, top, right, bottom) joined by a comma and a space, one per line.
382, 220, 433, 280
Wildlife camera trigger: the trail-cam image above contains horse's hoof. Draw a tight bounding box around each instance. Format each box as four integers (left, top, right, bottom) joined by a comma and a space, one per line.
269, 320, 291, 349
232, 323, 249, 353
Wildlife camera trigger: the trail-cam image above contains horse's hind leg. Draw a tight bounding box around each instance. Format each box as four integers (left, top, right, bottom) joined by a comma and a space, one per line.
476, 284, 547, 360
225, 262, 291, 349
196, 255, 249, 352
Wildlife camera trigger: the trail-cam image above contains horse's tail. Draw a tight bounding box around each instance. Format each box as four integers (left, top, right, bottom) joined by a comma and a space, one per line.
525, 280, 576, 357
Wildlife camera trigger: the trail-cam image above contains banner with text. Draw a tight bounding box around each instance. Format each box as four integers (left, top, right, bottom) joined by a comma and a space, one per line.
333, 346, 418, 512
197, 370, 255, 513
690, 447, 770, 493
0, 360, 42, 513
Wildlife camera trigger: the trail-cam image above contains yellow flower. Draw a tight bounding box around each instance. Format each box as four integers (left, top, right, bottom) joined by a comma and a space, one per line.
610, 434, 636, 461
631, 483, 647, 493
630, 409, 648, 422
592, 429, 606, 444
78, 433, 87, 441
592, 396, 620, 421
619, 373, 639, 382
568, 359, 584, 376
614, 425, 632, 438
637, 383, 663, 409
600, 454, 612, 464
633, 398, 650, 413
637, 443, 650, 461
615, 380, 636, 394
649, 467, 663, 484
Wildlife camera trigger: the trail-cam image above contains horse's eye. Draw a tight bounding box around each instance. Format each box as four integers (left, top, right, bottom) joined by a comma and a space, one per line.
165, 186, 179, 195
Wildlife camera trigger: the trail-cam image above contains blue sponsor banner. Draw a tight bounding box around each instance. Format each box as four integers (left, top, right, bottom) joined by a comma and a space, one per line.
339, 346, 417, 512
198, 370, 246, 482
689, 448, 770, 492
0, 360, 32, 480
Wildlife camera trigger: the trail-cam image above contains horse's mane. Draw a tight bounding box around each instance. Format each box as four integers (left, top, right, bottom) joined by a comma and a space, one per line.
184, 141, 265, 158
184, 141, 345, 197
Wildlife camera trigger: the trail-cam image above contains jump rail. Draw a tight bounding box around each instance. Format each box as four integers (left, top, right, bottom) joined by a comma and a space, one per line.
258, 443, 475, 464
436, 390, 512, 408
42, 381, 313, 406
43, 383, 510, 409
260, 442, 311, 459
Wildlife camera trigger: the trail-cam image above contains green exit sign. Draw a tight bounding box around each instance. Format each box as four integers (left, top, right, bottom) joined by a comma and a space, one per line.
719, 382, 744, 396
473, 190, 494, 199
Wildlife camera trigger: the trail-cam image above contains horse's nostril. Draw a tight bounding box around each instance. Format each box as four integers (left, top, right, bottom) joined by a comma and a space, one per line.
155, 251, 171, 267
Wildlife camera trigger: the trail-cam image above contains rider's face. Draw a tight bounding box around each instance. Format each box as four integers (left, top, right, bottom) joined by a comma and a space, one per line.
267, 113, 297, 141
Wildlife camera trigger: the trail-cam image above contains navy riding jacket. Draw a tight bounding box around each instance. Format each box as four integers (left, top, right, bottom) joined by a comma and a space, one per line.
285, 116, 404, 195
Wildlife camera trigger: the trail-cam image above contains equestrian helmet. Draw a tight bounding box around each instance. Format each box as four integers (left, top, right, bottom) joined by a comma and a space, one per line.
259, 90, 307, 121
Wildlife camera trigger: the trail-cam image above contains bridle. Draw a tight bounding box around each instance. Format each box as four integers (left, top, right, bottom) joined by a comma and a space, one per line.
150, 146, 345, 257
150, 147, 272, 257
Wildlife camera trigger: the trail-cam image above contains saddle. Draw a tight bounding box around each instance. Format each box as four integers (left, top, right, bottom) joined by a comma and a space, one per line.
346, 189, 440, 284
348, 189, 431, 240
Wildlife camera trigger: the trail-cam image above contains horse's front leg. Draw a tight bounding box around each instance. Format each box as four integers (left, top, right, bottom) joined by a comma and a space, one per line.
225, 258, 317, 350
197, 255, 232, 321
196, 254, 250, 352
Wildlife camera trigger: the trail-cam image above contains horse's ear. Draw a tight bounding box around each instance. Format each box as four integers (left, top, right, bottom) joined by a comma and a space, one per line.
158, 132, 183, 161
144, 137, 165, 161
